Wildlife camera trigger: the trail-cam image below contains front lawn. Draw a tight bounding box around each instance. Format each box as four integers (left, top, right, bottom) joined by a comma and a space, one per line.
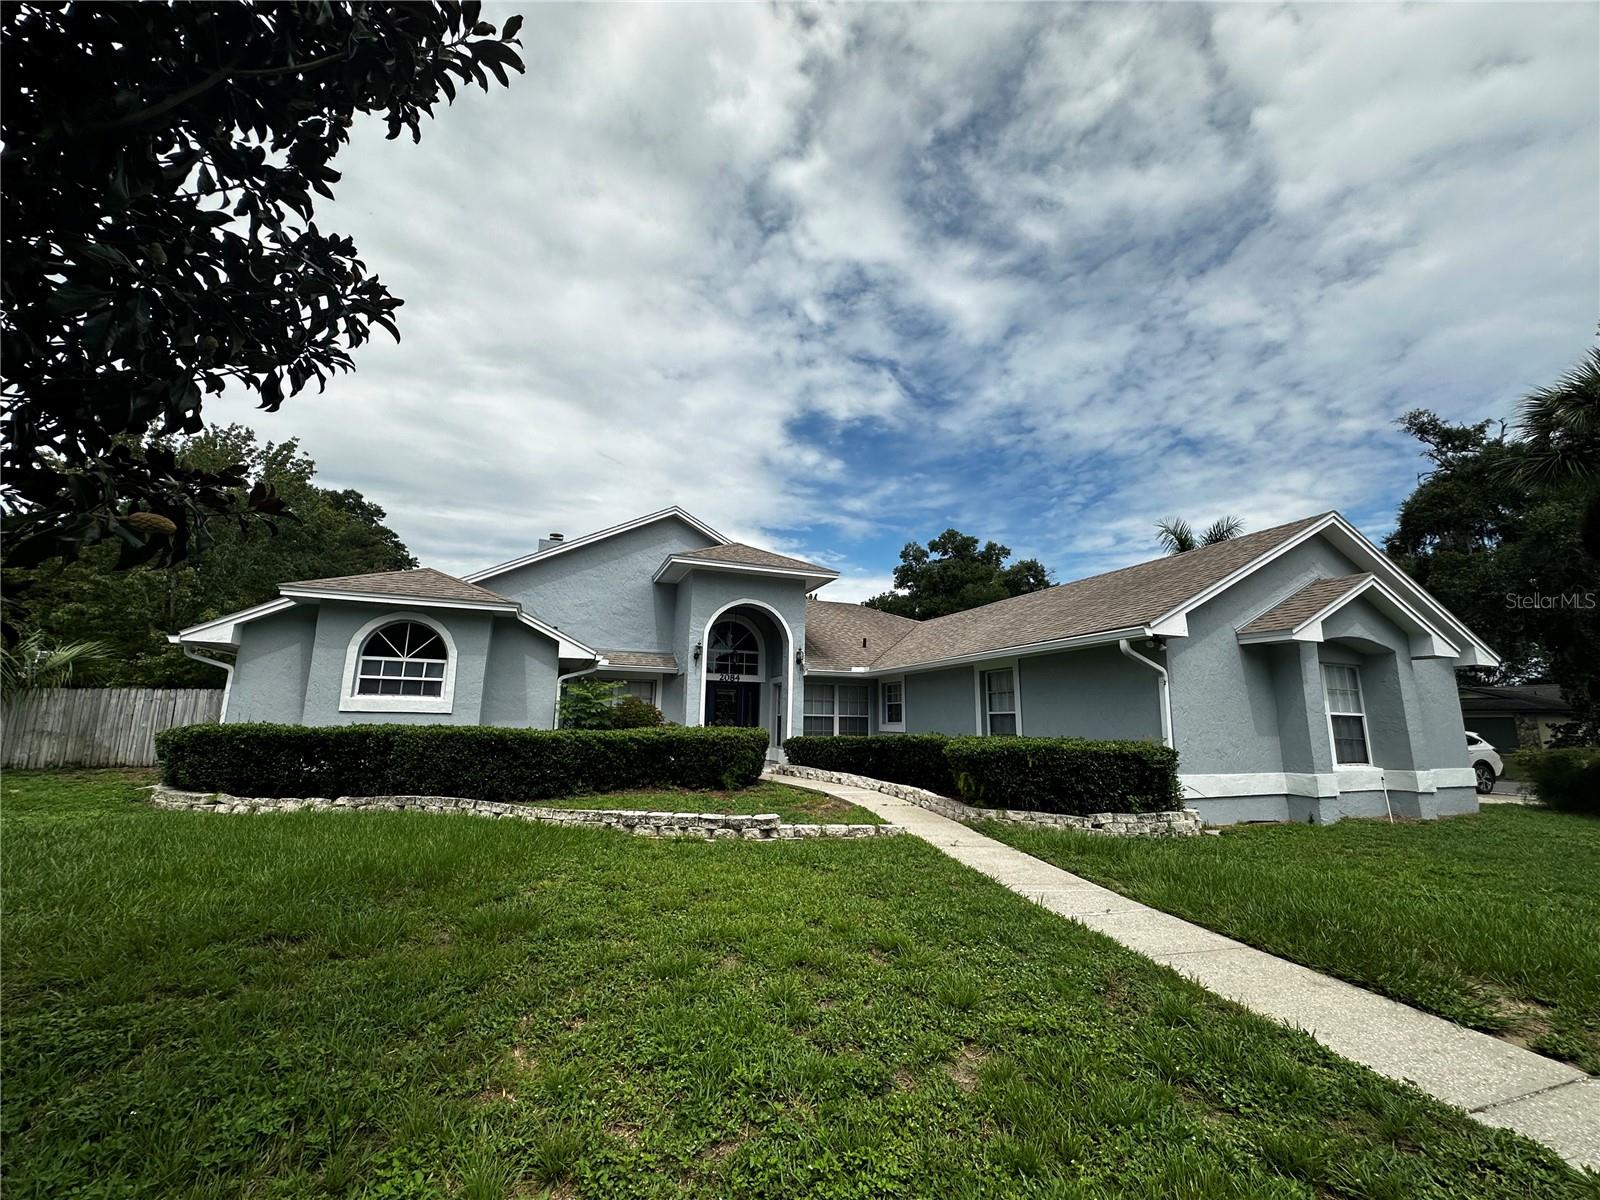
2, 771, 1587, 1198
982, 807, 1600, 1073
532, 781, 883, 824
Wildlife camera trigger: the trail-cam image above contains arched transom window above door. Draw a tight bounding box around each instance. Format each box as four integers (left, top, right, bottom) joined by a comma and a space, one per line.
708, 618, 761, 680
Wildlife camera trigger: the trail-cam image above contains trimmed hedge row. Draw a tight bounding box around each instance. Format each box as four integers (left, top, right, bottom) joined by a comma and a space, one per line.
782, 733, 1182, 815
778, 733, 958, 795
156, 723, 771, 802
1507, 747, 1600, 816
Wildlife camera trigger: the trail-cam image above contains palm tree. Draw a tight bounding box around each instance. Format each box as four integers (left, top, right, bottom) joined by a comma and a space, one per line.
0, 632, 110, 695
1503, 347, 1600, 557
1156, 515, 1244, 555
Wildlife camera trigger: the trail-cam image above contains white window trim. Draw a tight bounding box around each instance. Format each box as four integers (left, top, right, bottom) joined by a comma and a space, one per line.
1322, 662, 1373, 767
803, 680, 870, 736
973, 660, 1022, 736
879, 676, 906, 732
340, 611, 458, 713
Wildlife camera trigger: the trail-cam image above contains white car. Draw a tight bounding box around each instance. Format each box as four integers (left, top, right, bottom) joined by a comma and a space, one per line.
1466, 731, 1503, 794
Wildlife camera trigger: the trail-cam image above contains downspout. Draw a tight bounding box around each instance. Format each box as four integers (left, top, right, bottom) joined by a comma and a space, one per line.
1118, 637, 1172, 749
553, 658, 608, 728
181, 645, 236, 723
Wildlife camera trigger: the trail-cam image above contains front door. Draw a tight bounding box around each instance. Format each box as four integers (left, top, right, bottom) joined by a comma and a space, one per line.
706, 681, 762, 732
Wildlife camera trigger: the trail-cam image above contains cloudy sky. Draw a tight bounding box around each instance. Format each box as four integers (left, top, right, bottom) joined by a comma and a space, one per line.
210, 2, 1599, 601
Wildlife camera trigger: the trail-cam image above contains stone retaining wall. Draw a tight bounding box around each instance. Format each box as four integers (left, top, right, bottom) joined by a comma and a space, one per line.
148, 787, 900, 841
769, 765, 1203, 837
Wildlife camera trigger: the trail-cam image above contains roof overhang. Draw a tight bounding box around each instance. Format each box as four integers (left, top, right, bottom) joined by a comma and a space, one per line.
171, 592, 599, 661
464, 506, 727, 583
807, 625, 1151, 678
1148, 512, 1499, 668
652, 556, 839, 593
1236, 574, 1460, 659
279, 586, 520, 614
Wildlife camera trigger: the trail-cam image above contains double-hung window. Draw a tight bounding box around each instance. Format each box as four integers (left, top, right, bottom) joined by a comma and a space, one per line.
1322, 663, 1371, 765
803, 682, 869, 736
983, 668, 1018, 736
881, 679, 905, 731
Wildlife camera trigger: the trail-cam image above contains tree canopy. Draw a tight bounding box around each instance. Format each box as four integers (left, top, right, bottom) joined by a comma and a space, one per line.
0, 2, 523, 573
1387, 408, 1599, 741
864, 530, 1052, 620
5, 426, 416, 687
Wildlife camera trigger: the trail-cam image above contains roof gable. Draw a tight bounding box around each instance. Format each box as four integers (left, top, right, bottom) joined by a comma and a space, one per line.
465, 507, 725, 583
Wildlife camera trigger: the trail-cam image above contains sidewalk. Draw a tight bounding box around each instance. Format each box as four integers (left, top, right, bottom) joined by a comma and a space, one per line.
771, 773, 1600, 1171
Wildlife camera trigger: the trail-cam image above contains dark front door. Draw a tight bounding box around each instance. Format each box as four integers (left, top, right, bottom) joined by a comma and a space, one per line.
706, 681, 761, 730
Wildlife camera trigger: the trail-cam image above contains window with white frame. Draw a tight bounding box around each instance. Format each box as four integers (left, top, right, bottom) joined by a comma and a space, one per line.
983, 667, 1017, 736
803, 682, 869, 736
612, 679, 656, 706
881, 679, 905, 730
355, 621, 447, 697
1322, 663, 1370, 765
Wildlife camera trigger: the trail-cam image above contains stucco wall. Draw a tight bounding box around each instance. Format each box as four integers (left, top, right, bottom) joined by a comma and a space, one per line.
1019, 645, 1162, 740
481, 516, 715, 653
674, 571, 809, 738
302, 601, 494, 726
903, 665, 976, 734
1168, 535, 1365, 774
480, 618, 561, 728
226, 604, 318, 723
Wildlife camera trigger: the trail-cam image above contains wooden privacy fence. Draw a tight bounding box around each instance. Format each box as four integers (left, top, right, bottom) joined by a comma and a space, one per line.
3, 688, 223, 769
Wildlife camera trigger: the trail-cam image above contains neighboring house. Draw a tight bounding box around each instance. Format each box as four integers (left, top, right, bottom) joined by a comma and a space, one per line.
171, 506, 1499, 825
1457, 684, 1574, 753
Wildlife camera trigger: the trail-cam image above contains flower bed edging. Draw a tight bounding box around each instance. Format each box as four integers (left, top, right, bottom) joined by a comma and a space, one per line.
147, 786, 900, 841
768, 764, 1203, 837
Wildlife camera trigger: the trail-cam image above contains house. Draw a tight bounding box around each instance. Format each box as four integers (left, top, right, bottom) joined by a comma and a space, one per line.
1458, 683, 1574, 753
171, 506, 1499, 825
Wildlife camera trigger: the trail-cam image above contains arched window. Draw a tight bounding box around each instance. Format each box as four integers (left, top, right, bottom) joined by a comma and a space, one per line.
708, 618, 761, 680
356, 620, 448, 696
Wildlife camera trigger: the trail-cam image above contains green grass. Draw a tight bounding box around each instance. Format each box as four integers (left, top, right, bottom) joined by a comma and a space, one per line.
2, 771, 1589, 1199
531, 781, 884, 824
981, 807, 1600, 1073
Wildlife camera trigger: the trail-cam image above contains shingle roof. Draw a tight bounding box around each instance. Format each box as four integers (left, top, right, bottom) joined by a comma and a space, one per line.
804, 601, 919, 670
280, 567, 516, 607
1237, 573, 1371, 635
600, 648, 679, 671
868, 513, 1332, 670
673, 542, 835, 574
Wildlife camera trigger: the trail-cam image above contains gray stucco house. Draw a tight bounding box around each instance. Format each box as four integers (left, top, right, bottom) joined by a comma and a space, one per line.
171, 505, 1499, 825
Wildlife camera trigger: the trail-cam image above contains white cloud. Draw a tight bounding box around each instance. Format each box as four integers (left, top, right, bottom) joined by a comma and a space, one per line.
207, 2, 1597, 589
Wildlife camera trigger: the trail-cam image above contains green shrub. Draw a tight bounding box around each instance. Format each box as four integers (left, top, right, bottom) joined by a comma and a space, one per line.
610, 695, 664, 729
943, 736, 1181, 815
558, 679, 621, 729
781, 732, 1183, 814
155, 723, 770, 801
1512, 747, 1600, 815
780, 734, 956, 794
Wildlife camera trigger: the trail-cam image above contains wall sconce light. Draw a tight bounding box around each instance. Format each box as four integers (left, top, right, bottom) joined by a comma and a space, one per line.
795, 648, 805, 666
692, 641, 703, 662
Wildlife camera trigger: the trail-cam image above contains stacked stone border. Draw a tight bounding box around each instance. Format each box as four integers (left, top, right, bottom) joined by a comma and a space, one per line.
148, 786, 900, 841
769, 764, 1203, 837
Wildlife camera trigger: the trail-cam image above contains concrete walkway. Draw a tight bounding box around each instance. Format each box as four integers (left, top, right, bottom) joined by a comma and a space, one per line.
776, 774, 1600, 1171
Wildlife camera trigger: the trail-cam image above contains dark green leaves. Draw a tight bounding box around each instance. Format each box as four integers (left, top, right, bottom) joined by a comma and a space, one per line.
1, 2, 527, 573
